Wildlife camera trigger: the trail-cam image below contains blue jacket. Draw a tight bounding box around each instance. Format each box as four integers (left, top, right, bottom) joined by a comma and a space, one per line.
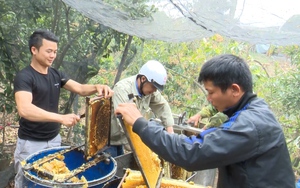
132, 94, 295, 188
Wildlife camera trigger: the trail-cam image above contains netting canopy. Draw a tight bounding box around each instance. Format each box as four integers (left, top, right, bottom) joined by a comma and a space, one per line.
62, 0, 300, 46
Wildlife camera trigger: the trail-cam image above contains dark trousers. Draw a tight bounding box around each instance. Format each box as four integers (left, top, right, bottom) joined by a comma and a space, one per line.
103, 145, 124, 157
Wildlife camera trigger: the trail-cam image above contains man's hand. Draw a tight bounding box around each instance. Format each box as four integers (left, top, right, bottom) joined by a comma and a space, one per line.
61, 114, 80, 127
115, 103, 143, 126
96, 84, 114, 98
187, 114, 201, 127
166, 126, 174, 133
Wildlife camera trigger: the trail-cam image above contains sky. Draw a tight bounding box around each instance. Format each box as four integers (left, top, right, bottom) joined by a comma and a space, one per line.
235, 0, 300, 27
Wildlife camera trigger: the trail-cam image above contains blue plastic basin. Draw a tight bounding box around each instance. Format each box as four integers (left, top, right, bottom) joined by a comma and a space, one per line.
23, 146, 117, 188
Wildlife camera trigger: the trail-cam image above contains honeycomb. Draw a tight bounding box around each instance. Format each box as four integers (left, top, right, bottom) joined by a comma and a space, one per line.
122, 169, 206, 188
35, 156, 88, 186
122, 120, 162, 188
85, 97, 111, 159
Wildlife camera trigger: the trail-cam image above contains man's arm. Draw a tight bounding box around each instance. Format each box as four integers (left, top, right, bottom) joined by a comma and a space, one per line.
15, 91, 79, 127
111, 83, 132, 110
63, 79, 114, 98
204, 112, 228, 129
187, 104, 219, 127
115, 103, 143, 125
199, 104, 219, 118
116, 103, 259, 172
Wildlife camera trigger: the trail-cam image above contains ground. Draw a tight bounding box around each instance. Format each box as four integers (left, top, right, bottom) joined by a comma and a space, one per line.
0, 126, 18, 188
0, 125, 71, 188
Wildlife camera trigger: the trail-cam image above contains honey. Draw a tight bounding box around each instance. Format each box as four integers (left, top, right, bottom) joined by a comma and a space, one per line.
122, 169, 207, 188
122, 120, 162, 188
85, 97, 111, 159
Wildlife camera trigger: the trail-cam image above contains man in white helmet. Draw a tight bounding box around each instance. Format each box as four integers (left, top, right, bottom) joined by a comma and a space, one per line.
105, 60, 174, 157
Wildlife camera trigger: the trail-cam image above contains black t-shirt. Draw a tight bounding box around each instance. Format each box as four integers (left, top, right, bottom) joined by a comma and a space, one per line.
13, 66, 69, 141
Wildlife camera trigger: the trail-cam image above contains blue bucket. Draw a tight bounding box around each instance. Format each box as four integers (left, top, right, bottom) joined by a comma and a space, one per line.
23, 146, 117, 188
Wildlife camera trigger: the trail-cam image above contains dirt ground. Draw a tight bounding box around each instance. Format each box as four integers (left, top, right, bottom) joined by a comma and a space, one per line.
0, 125, 72, 188
0, 126, 18, 188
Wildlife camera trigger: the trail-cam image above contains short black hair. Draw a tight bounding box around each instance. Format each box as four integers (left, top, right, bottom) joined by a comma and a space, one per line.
28, 29, 59, 54
198, 54, 253, 93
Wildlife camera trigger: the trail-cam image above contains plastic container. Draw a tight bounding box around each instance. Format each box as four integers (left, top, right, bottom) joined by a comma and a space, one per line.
296, 179, 300, 188
23, 146, 117, 188
102, 177, 122, 188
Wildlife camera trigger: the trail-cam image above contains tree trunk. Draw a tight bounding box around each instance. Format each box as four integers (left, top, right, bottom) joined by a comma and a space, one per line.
113, 35, 133, 86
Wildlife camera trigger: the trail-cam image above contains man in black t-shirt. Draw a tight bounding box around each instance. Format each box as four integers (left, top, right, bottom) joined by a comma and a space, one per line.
13, 29, 114, 187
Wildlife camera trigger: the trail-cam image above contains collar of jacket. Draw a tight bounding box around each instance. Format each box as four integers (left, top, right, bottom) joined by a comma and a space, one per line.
223, 92, 257, 117
134, 74, 143, 97
135, 78, 143, 97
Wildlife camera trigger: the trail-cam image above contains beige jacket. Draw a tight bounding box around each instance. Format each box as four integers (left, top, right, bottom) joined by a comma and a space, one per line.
110, 75, 174, 145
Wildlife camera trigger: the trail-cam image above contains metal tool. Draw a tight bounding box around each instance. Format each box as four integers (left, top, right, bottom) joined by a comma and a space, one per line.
117, 169, 130, 188
173, 122, 203, 134
56, 153, 111, 183
23, 145, 84, 171
79, 113, 85, 118
173, 111, 203, 134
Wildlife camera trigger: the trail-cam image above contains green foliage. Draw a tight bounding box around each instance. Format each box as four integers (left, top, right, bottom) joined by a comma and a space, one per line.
0, 0, 138, 146
95, 36, 300, 177
72, 122, 86, 145
89, 56, 116, 86
103, 0, 157, 19
247, 46, 300, 177
282, 45, 300, 65
135, 37, 251, 116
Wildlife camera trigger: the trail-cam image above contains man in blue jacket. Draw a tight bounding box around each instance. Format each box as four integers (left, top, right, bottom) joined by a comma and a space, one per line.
115, 54, 295, 188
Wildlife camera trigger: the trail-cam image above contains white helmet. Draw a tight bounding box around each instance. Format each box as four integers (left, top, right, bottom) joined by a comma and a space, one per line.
138, 60, 167, 91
